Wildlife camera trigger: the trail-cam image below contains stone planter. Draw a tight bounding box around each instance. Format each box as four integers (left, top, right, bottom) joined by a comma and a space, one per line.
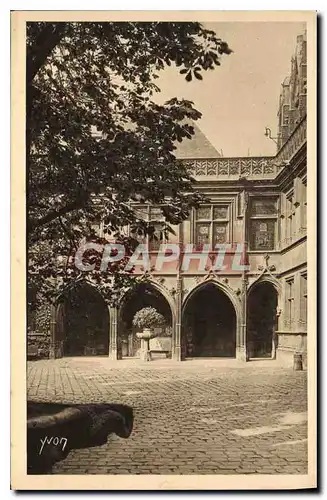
136, 328, 153, 361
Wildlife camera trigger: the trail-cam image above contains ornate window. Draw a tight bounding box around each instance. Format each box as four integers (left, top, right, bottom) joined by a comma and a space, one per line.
196, 223, 210, 246
301, 177, 307, 231
286, 189, 295, 243
300, 273, 307, 329
282, 178, 306, 245
213, 206, 228, 219
251, 199, 277, 216
249, 197, 278, 251
130, 205, 167, 250
148, 207, 166, 251
250, 220, 275, 250
197, 207, 211, 220
195, 205, 230, 248
285, 277, 295, 328
130, 206, 149, 244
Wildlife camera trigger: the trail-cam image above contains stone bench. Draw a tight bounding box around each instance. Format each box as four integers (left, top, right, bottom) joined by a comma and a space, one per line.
149, 337, 172, 358
150, 349, 171, 358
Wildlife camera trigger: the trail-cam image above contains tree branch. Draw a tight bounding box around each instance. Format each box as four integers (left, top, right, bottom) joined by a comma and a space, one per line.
29, 196, 87, 232
26, 23, 67, 85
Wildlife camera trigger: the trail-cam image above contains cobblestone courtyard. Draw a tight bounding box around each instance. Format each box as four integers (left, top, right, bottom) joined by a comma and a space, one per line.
27, 358, 307, 475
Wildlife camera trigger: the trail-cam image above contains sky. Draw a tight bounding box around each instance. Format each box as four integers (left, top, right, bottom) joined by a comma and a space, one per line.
156, 22, 306, 157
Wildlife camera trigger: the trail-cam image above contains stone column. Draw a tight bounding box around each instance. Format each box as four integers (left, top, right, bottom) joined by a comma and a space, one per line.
271, 307, 278, 360
49, 304, 57, 359
108, 306, 120, 360
172, 278, 182, 361
236, 188, 249, 361
237, 278, 248, 361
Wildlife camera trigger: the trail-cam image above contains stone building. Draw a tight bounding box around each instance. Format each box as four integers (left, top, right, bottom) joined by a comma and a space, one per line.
277, 31, 307, 149
28, 31, 307, 367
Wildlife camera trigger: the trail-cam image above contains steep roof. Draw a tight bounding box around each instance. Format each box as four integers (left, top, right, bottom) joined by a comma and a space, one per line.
174, 122, 221, 159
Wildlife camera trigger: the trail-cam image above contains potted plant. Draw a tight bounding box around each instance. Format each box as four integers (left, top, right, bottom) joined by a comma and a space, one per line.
132, 307, 165, 361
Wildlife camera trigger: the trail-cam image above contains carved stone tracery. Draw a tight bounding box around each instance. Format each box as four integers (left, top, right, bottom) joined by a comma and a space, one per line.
185, 118, 306, 181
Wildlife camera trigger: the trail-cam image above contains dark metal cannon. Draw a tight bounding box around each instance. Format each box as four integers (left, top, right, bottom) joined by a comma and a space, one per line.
27, 402, 134, 474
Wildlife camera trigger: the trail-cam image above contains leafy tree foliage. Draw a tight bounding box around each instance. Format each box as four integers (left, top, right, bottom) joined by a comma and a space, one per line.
27, 22, 231, 306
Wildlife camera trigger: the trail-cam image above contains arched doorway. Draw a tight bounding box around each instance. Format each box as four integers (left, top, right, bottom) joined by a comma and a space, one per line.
56, 282, 109, 357
182, 283, 237, 358
247, 281, 278, 358
119, 283, 173, 358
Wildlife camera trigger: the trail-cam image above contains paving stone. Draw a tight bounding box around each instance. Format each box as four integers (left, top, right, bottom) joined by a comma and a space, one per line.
28, 358, 308, 475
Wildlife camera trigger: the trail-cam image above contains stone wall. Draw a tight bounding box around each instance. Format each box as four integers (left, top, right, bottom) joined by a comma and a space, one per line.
27, 331, 51, 359
27, 303, 52, 359
276, 332, 307, 369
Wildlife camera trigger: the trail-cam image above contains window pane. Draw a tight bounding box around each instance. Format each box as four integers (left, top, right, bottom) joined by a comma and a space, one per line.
133, 206, 149, 220
250, 219, 275, 250
149, 223, 165, 250
286, 191, 294, 214
251, 198, 277, 216
196, 207, 211, 220
285, 279, 295, 326
213, 222, 228, 244
150, 207, 164, 221
196, 223, 210, 246
131, 206, 148, 243
302, 181, 307, 228
301, 274, 307, 327
213, 206, 228, 219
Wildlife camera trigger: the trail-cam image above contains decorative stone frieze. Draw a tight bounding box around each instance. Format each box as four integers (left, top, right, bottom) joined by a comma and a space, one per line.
185, 117, 306, 181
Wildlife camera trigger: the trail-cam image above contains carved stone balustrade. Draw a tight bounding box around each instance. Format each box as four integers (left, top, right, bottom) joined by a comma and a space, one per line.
185, 156, 278, 180
185, 116, 306, 181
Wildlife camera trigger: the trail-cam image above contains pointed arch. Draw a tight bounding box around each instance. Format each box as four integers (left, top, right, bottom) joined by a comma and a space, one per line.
55, 277, 107, 305
181, 279, 240, 359
247, 279, 279, 359
119, 278, 176, 324
118, 279, 176, 358
247, 274, 281, 295
53, 280, 109, 357
182, 278, 241, 322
